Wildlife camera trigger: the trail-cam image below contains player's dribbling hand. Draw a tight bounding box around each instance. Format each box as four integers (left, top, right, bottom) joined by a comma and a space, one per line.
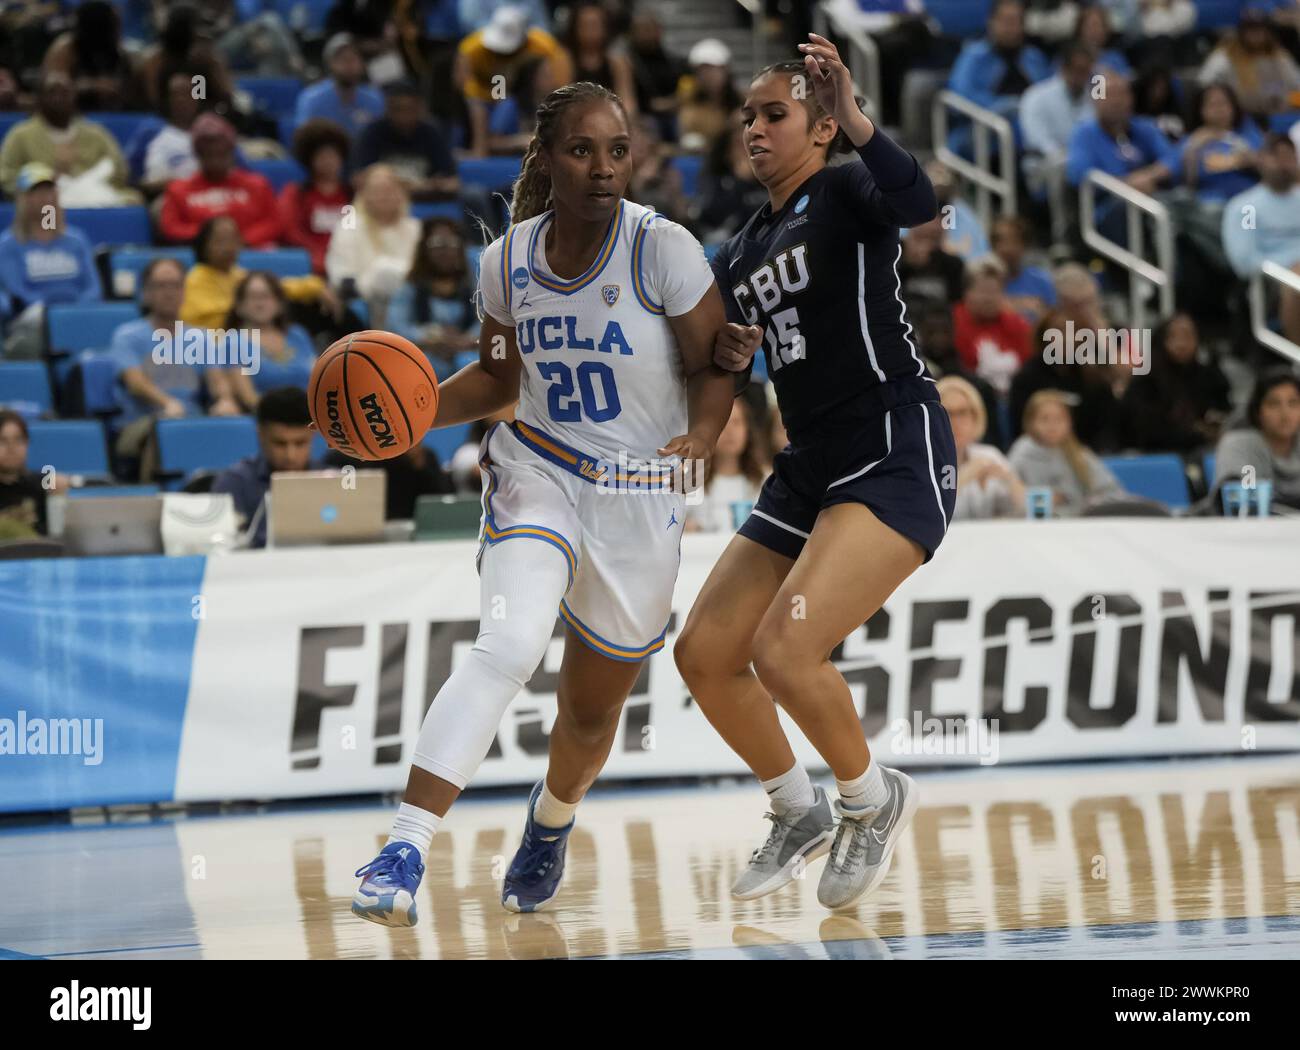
657, 432, 712, 493
713, 323, 763, 372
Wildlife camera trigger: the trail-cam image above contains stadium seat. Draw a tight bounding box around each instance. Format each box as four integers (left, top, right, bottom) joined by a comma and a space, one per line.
703, 243, 720, 262
1268, 112, 1300, 135
155, 417, 260, 490
1196, 0, 1245, 30
1101, 453, 1191, 509
244, 157, 306, 193
452, 350, 478, 373
412, 201, 464, 221
0, 362, 54, 417
236, 76, 304, 118
423, 422, 472, 465
1203, 452, 1217, 484
66, 354, 124, 416
467, 244, 484, 277
413, 494, 482, 540
0, 112, 24, 142
0, 205, 152, 248
672, 154, 703, 198
458, 156, 523, 188
108, 247, 196, 299
926, 0, 992, 37
238, 248, 313, 278
25, 420, 110, 478
86, 112, 157, 150
47, 303, 139, 359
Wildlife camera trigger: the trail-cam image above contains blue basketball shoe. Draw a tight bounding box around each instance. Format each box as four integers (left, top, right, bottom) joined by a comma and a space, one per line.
352, 841, 425, 927
501, 782, 574, 913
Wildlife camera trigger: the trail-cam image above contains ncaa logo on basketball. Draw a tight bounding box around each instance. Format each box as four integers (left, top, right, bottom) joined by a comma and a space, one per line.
601, 284, 620, 306
359, 392, 398, 449
511, 266, 530, 289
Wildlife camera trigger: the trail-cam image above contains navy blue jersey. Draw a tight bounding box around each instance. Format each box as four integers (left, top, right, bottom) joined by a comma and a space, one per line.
710, 130, 939, 444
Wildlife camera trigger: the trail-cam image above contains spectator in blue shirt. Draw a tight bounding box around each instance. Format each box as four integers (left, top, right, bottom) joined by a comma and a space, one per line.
212, 385, 316, 548
293, 33, 384, 141
947, 0, 1053, 156
221, 271, 319, 405
991, 216, 1057, 324
0, 164, 102, 313
107, 256, 212, 479
1175, 83, 1263, 203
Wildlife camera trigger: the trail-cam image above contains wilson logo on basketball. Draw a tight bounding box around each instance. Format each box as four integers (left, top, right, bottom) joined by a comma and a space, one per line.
359, 392, 399, 449
324, 389, 359, 456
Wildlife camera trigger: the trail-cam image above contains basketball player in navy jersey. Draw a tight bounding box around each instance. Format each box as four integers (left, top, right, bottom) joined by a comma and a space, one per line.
674, 36, 956, 910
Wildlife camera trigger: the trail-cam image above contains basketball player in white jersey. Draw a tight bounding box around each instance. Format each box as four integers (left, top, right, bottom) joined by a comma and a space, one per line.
352, 82, 734, 923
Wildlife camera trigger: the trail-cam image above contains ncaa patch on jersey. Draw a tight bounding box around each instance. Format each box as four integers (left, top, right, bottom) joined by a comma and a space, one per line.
601, 284, 620, 306
512, 267, 530, 289
794, 194, 810, 214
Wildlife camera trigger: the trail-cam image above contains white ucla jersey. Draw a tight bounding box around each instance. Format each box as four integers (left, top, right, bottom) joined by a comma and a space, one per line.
478, 198, 715, 462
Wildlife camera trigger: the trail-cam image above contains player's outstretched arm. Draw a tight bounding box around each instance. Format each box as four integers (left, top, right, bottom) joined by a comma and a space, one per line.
658, 285, 736, 468
427, 314, 522, 429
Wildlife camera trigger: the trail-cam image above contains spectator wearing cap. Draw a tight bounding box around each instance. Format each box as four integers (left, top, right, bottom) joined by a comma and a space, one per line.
1200, 7, 1300, 119
0, 164, 102, 330
628, 12, 684, 141
294, 34, 385, 141
211, 386, 318, 548
456, 5, 573, 156
458, 0, 551, 33
159, 114, 282, 247
561, 2, 639, 119
353, 81, 460, 202
279, 120, 354, 275
1223, 134, 1300, 343
676, 38, 743, 153
0, 70, 137, 204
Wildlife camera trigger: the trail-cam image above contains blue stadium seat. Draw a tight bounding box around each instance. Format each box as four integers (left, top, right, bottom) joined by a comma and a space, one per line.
69, 354, 124, 416
245, 157, 306, 192
272, 0, 332, 34
412, 201, 464, 221
926, 0, 992, 37
703, 242, 720, 262
1196, 0, 1245, 30
108, 247, 196, 299
238, 248, 313, 278
86, 112, 157, 151
0, 362, 53, 417
25, 420, 110, 478
423, 422, 471, 464
467, 244, 484, 277
672, 154, 703, 198
47, 303, 140, 358
452, 350, 478, 372
1102, 454, 1190, 509
1204, 451, 1217, 484
156, 417, 260, 490
458, 156, 522, 188
0, 112, 24, 142
1268, 111, 1300, 135
237, 76, 305, 118
0, 205, 152, 248
67, 484, 161, 499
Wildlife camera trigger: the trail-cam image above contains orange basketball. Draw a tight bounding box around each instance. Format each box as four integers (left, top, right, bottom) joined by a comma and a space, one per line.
309, 330, 439, 460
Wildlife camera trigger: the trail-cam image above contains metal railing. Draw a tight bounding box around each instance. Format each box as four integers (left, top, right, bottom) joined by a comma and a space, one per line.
734, 0, 767, 75
1250, 260, 1300, 367
931, 90, 1017, 232
1079, 169, 1174, 330
811, 2, 881, 122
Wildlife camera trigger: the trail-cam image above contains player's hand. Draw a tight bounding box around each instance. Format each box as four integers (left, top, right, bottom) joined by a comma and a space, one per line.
658, 432, 712, 492
713, 323, 763, 372
798, 34, 866, 138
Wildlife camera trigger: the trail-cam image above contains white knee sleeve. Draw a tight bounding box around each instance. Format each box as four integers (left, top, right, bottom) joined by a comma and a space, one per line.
410, 538, 569, 789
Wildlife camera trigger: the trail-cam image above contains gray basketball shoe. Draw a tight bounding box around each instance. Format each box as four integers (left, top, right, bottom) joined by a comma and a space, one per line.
732, 787, 835, 900
817, 766, 918, 910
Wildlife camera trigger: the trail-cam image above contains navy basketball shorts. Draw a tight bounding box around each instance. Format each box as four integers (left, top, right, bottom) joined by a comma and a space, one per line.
738, 381, 957, 563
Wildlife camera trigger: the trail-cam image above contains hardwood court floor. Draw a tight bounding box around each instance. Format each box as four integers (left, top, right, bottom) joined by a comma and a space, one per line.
2, 754, 1298, 960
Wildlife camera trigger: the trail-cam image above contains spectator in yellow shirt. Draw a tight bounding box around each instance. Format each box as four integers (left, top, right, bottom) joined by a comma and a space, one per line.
456, 5, 573, 156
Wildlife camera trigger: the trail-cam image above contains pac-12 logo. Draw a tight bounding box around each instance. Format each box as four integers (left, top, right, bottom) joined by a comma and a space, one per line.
511, 266, 530, 289
601, 284, 620, 306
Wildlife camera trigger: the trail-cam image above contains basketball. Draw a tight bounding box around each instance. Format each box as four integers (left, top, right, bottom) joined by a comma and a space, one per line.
309, 329, 439, 460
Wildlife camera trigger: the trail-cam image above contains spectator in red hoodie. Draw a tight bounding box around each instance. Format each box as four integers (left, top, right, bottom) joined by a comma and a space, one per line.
158, 113, 281, 248
953, 255, 1032, 397
279, 119, 352, 275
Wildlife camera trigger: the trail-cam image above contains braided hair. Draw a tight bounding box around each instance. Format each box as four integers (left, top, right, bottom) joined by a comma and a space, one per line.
751, 60, 862, 158
510, 81, 628, 224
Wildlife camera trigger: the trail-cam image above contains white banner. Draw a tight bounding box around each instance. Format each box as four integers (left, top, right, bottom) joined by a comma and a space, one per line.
174, 520, 1300, 803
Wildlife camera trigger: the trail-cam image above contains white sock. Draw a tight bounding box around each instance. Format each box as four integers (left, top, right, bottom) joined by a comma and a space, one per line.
387, 802, 441, 860
837, 759, 888, 812
533, 780, 579, 829
761, 762, 816, 815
